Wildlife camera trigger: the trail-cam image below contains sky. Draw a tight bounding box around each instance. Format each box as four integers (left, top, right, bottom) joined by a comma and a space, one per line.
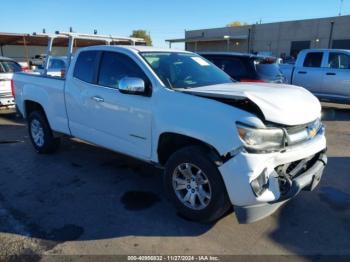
1, 0, 350, 49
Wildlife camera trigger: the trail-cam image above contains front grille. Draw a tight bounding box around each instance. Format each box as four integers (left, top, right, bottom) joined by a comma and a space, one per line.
285, 124, 308, 135
276, 153, 319, 179
270, 118, 322, 146
275, 153, 321, 195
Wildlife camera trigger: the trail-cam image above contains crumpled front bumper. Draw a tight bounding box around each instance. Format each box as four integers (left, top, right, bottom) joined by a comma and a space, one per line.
219, 128, 327, 224
234, 153, 327, 224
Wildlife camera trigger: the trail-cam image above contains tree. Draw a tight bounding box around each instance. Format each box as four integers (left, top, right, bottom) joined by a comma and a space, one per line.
226, 21, 248, 27
130, 30, 152, 46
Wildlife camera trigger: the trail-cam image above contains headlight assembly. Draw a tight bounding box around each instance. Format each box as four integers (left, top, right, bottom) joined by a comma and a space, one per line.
236, 123, 285, 153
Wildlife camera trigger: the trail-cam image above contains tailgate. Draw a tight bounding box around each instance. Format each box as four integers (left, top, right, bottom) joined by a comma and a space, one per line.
0, 73, 13, 96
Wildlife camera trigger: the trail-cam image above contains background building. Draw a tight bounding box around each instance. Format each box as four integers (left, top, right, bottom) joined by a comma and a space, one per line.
167, 15, 350, 58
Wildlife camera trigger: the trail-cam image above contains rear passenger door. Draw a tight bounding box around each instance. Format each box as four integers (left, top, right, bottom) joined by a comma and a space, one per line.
323, 51, 350, 100
65, 50, 101, 140
293, 52, 325, 94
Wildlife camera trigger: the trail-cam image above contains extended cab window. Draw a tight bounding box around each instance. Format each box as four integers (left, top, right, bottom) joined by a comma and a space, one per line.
303, 52, 323, 68
73, 51, 99, 83
98, 52, 148, 89
328, 53, 350, 69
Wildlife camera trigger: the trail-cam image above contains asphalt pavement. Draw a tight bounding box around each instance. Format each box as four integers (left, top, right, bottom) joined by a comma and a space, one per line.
0, 103, 349, 260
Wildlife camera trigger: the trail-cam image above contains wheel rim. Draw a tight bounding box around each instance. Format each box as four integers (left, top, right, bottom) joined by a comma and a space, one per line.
172, 163, 212, 210
30, 119, 45, 147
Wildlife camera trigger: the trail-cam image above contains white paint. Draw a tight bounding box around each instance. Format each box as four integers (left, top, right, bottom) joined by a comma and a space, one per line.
14, 45, 327, 223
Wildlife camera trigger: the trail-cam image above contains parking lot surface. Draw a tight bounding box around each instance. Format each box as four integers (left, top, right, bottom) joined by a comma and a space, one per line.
0, 103, 349, 259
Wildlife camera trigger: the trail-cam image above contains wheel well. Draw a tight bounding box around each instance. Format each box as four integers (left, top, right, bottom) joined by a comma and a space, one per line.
25, 100, 45, 118
157, 133, 221, 166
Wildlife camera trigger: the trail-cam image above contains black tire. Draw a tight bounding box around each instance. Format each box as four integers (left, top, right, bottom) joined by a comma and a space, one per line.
164, 146, 231, 223
28, 110, 60, 154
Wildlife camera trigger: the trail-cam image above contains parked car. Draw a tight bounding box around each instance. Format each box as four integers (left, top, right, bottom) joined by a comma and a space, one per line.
0, 56, 22, 107
14, 46, 327, 224
200, 52, 286, 83
18, 62, 30, 72
30, 54, 47, 67
279, 49, 350, 104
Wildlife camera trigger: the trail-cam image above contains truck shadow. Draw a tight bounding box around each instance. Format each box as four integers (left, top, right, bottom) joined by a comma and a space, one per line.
0, 134, 217, 248
1, 106, 349, 255
268, 156, 350, 256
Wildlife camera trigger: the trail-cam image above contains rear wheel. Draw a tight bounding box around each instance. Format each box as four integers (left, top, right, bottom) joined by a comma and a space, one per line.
164, 146, 231, 223
28, 111, 60, 154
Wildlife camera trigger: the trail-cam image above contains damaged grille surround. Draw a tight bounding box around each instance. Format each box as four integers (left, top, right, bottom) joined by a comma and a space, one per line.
275, 152, 322, 195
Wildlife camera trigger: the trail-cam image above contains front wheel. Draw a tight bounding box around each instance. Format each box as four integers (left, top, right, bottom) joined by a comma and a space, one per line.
164, 146, 231, 223
28, 111, 60, 154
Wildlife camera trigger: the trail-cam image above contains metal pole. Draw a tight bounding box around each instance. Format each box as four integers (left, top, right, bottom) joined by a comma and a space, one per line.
66, 36, 74, 68
227, 39, 230, 51
22, 36, 30, 69
0, 44, 3, 56
247, 28, 251, 53
44, 36, 54, 75
328, 21, 335, 48
339, 0, 344, 16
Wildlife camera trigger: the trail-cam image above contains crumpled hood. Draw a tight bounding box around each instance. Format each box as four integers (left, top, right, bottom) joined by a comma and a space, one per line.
178, 83, 321, 126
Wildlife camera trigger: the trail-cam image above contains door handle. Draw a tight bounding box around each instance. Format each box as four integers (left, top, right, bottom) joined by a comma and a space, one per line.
298, 71, 307, 74
326, 72, 336, 76
91, 96, 104, 102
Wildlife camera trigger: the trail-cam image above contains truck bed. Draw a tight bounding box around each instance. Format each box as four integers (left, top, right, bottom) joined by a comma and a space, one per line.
14, 72, 70, 135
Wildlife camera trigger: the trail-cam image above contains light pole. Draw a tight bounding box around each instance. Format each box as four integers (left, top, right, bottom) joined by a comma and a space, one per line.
328, 21, 335, 48
315, 38, 320, 48
224, 35, 230, 51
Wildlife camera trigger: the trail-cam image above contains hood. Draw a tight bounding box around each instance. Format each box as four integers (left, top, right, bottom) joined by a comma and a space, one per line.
178, 83, 321, 126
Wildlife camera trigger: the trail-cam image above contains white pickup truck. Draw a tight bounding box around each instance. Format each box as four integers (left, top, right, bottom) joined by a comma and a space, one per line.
14, 45, 327, 224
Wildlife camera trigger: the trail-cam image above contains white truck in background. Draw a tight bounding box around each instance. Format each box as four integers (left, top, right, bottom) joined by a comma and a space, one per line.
13, 35, 327, 224
0, 56, 22, 108
280, 49, 350, 104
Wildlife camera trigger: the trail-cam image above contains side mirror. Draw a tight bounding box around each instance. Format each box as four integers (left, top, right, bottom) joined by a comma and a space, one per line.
119, 77, 145, 95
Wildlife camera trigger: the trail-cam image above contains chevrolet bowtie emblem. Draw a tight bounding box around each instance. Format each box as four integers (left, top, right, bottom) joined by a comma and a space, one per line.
309, 128, 317, 138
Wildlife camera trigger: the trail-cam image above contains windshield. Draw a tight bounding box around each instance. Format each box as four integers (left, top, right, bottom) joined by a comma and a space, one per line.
0, 60, 21, 73
253, 57, 283, 80
141, 52, 233, 89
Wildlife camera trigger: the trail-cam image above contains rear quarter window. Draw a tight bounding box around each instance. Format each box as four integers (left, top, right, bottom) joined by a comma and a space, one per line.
73, 51, 99, 83
303, 52, 323, 68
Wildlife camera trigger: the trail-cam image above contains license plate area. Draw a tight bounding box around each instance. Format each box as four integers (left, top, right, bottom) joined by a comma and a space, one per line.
0, 97, 14, 106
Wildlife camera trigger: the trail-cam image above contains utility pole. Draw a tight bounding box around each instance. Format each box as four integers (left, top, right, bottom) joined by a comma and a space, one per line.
339, 0, 344, 16
328, 21, 335, 48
